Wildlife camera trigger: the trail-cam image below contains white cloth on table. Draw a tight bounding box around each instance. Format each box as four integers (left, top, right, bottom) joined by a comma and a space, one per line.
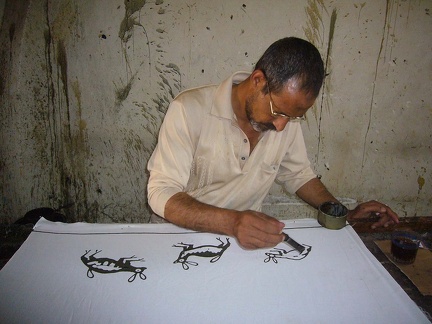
0, 218, 429, 324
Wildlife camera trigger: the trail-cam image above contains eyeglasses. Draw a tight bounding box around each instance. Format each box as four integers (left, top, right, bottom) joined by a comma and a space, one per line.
267, 83, 306, 122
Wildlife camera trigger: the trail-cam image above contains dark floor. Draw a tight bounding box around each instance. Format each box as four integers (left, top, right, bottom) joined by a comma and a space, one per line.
1, 220, 431, 321
0, 223, 33, 270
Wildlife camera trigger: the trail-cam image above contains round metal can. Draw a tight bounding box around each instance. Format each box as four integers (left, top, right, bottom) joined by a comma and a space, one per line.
317, 201, 348, 230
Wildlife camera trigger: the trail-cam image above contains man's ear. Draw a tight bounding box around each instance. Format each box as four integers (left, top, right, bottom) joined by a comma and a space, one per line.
250, 69, 267, 94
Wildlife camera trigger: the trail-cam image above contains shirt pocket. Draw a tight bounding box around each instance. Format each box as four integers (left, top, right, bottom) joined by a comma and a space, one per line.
254, 161, 279, 186
261, 161, 279, 174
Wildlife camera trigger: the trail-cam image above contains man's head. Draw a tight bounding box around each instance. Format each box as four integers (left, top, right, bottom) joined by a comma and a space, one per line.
254, 37, 325, 98
244, 37, 324, 132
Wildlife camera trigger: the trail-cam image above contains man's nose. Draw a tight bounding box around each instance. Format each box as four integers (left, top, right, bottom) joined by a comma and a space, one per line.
272, 118, 289, 131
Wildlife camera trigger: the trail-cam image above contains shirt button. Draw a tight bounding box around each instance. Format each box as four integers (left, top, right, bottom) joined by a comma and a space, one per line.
241, 157, 246, 160
243, 139, 247, 143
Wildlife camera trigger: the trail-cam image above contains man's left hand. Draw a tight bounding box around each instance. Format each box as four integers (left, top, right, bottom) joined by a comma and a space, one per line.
347, 200, 399, 229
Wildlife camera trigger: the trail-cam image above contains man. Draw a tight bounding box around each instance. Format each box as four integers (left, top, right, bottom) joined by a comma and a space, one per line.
147, 37, 399, 249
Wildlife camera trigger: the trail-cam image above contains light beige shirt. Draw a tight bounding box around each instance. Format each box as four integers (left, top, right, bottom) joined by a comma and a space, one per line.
147, 72, 316, 217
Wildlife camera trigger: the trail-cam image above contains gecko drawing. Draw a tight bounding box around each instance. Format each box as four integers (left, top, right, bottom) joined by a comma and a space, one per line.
173, 237, 231, 270
81, 250, 147, 282
264, 245, 312, 263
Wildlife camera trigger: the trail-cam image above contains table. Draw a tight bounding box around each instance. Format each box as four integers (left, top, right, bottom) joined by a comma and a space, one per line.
0, 218, 429, 323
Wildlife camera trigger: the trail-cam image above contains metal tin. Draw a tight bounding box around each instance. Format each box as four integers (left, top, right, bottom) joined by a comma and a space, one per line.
317, 202, 348, 230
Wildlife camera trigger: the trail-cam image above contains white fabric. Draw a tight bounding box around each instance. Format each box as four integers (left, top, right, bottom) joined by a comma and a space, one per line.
0, 218, 428, 324
147, 72, 316, 217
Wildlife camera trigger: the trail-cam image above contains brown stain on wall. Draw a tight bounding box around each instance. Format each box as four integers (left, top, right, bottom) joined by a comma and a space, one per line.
323, 9, 337, 101
417, 176, 425, 191
0, 0, 30, 104
153, 63, 181, 114
354, 2, 367, 23
303, 1, 337, 168
115, 72, 136, 106
38, 2, 92, 221
303, 0, 326, 45
56, 40, 69, 108
361, 0, 391, 169
119, 0, 147, 43
117, 0, 149, 105
0, 0, 32, 221
303, 1, 335, 120
51, 0, 79, 43
72, 80, 87, 133
0, 23, 14, 96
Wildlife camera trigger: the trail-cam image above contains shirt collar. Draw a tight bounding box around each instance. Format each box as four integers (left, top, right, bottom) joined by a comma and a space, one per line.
211, 71, 250, 120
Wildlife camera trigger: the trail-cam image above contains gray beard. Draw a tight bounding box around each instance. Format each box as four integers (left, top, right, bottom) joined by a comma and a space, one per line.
245, 97, 276, 132
248, 115, 276, 132
250, 120, 267, 132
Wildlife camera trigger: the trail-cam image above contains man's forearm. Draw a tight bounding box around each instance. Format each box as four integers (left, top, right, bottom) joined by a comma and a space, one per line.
163, 192, 285, 250
164, 192, 239, 237
295, 177, 339, 209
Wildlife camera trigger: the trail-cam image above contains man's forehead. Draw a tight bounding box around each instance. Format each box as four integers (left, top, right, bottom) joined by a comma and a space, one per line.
280, 78, 317, 101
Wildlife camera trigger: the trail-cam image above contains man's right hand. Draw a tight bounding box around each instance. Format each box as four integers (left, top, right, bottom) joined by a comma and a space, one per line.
231, 210, 285, 249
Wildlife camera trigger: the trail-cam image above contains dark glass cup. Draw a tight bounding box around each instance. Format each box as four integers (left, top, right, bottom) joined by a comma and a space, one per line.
390, 231, 419, 265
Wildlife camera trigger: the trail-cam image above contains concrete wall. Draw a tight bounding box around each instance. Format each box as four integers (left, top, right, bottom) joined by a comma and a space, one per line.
0, 0, 431, 223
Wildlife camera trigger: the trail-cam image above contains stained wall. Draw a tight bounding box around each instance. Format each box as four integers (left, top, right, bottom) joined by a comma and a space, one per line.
0, 0, 431, 223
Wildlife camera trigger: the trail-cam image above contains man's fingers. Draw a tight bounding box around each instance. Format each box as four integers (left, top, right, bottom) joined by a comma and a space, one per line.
252, 212, 285, 233
351, 200, 399, 229
236, 225, 285, 249
238, 233, 285, 250
234, 211, 285, 249
371, 214, 396, 229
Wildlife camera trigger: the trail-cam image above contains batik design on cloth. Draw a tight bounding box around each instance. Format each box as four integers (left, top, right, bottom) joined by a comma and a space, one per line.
81, 250, 147, 282
264, 245, 312, 263
173, 237, 230, 270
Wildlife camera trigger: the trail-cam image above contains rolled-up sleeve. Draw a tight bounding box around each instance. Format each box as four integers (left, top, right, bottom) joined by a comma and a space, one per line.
147, 100, 196, 217
276, 125, 316, 194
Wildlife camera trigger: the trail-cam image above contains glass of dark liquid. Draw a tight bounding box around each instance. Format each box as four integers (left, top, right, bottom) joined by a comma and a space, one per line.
390, 231, 420, 265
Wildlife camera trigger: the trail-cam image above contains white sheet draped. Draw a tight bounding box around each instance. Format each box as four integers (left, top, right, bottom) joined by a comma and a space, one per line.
0, 218, 428, 323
